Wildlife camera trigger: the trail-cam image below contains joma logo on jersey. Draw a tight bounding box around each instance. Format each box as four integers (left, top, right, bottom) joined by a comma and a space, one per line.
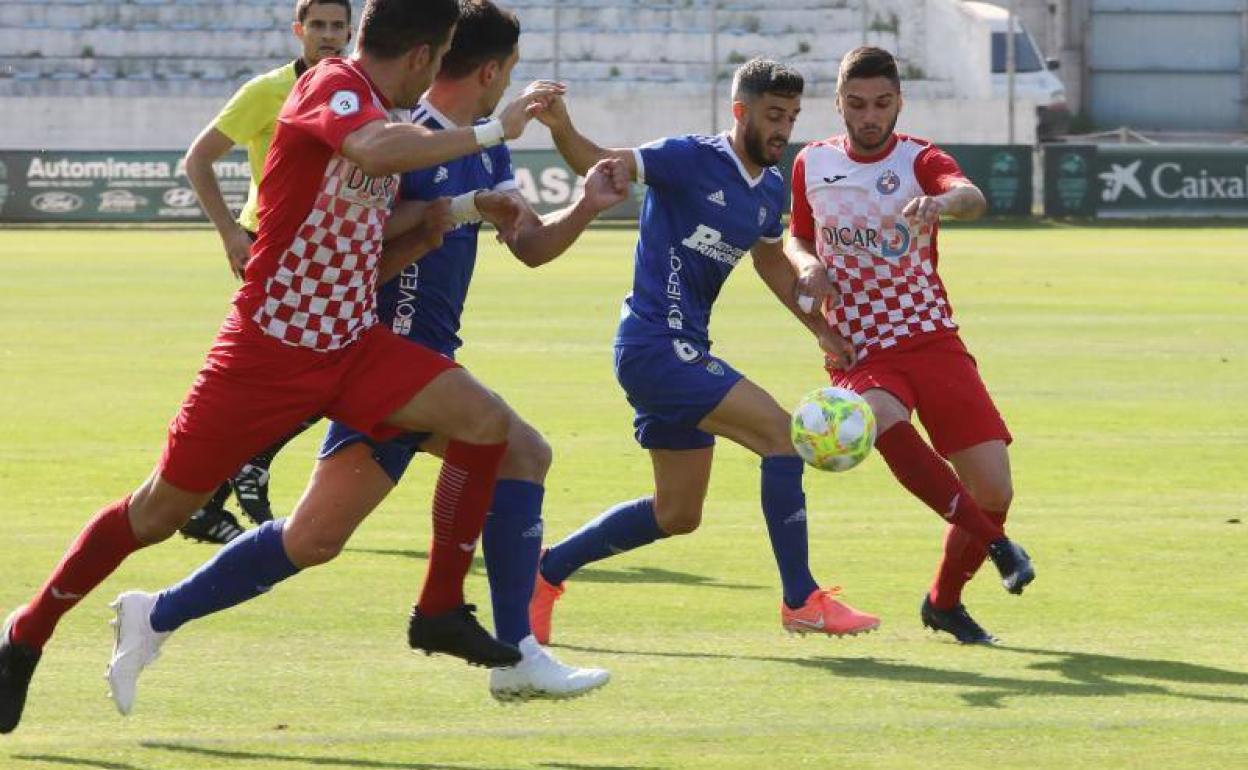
821, 223, 911, 259
681, 224, 744, 266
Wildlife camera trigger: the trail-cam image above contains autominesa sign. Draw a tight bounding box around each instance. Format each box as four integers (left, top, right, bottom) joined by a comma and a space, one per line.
0, 150, 250, 223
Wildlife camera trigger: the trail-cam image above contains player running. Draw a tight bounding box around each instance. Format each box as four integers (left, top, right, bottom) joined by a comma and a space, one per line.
180, 0, 356, 543
105, 0, 623, 710
527, 58, 881, 645
0, 0, 563, 734
787, 47, 1035, 644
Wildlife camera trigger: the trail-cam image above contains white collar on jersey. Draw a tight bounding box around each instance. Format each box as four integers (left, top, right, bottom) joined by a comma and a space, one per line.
713, 133, 767, 188
413, 97, 459, 128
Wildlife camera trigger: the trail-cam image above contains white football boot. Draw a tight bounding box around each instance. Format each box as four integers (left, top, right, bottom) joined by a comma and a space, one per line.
489, 635, 610, 702
107, 591, 170, 715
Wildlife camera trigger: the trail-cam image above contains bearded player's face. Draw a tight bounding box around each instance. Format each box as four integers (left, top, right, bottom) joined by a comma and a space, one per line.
743, 93, 801, 168
837, 76, 901, 153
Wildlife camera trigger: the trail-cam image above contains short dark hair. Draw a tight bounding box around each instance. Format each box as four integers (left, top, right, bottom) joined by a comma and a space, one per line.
358, 0, 461, 60
837, 46, 901, 92
438, 0, 521, 80
294, 0, 352, 24
731, 57, 804, 101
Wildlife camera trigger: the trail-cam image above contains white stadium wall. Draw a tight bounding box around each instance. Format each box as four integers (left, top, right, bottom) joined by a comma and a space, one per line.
0, 94, 1037, 152
1, 0, 1045, 151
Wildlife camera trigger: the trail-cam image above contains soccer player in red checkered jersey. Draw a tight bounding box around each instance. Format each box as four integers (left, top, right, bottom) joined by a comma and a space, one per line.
0, 0, 564, 733
787, 47, 1035, 644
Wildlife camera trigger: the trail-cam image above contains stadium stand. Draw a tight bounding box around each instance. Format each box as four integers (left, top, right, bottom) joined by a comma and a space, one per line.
0, 0, 946, 99
3, 0, 1037, 148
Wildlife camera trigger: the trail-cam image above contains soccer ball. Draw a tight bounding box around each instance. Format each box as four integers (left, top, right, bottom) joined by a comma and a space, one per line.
790, 387, 876, 472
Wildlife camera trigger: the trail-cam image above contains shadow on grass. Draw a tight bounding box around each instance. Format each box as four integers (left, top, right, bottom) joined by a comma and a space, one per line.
11, 756, 147, 770
345, 548, 762, 591
558, 643, 1248, 709
141, 742, 509, 770
539, 764, 659, 770
136, 744, 659, 770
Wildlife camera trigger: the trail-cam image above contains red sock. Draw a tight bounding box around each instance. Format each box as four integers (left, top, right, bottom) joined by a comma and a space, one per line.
929, 509, 1008, 609
874, 423, 1005, 546
417, 440, 507, 616
12, 496, 143, 649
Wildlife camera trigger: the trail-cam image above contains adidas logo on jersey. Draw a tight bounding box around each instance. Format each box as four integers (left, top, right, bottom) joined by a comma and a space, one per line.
434, 166, 449, 184
707, 190, 726, 206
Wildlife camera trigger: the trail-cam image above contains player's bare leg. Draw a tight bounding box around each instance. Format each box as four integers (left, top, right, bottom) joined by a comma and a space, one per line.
701, 378, 879, 636
106, 442, 400, 716
648, 446, 715, 535
282, 445, 396, 568
531, 444, 712, 645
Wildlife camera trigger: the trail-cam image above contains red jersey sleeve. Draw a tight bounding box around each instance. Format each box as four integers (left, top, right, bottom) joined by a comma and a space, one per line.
789, 146, 816, 242
914, 145, 969, 196
280, 61, 387, 154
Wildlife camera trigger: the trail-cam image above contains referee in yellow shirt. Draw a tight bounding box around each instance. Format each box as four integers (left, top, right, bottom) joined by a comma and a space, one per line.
178, 0, 351, 543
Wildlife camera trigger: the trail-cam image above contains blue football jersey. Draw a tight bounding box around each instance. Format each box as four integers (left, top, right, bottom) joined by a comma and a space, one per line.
614, 133, 786, 349
376, 99, 517, 356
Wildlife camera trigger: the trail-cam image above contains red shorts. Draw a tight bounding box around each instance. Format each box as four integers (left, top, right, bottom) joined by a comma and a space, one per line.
159, 309, 457, 492
829, 333, 1011, 458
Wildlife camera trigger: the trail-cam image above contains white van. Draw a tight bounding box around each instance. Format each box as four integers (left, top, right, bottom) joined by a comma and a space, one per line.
963, 1, 1069, 137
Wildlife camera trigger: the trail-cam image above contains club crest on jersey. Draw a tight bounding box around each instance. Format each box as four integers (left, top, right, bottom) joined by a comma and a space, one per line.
758, 206, 767, 226
433, 166, 449, 184
481, 152, 493, 175
672, 339, 703, 363
876, 169, 901, 195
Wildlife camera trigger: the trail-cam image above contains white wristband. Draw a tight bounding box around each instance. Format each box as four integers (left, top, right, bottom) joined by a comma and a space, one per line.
797, 294, 816, 314
473, 118, 505, 148
450, 191, 482, 225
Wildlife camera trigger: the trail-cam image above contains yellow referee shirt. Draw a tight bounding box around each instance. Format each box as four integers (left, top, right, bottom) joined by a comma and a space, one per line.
212, 59, 308, 233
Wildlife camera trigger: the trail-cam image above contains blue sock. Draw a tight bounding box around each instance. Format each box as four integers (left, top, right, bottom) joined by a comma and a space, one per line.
483, 479, 545, 646
761, 456, 819, 609
150, 519, 300, 633
539, 497, 666, 585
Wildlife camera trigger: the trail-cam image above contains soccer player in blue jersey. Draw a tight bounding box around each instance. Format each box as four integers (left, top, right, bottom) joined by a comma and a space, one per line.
105, 0, 627, 709
528, 59, 882, 642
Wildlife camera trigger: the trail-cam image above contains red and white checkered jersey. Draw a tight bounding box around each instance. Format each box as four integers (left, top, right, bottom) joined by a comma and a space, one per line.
790, 134, 969, 361
235, 57, 399, 352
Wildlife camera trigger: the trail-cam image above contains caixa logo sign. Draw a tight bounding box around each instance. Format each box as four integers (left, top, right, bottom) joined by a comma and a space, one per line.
1099, 159, 1248, 203
31, 191, 84, 213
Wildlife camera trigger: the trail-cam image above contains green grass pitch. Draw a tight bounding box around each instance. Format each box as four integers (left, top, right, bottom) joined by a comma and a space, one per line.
1, 224, 1246, 769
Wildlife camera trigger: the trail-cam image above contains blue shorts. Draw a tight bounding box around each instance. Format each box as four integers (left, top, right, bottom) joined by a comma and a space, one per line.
614, 339, 743, 450
319, 421, 430, 484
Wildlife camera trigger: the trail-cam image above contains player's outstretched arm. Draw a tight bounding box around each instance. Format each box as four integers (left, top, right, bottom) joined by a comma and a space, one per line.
342, 82, 565, 177
185, 126, 250, 279
377, 198, 454, 284
383, 198, 436, 241
903, 181, 987, 223
753, 239, 855, 369
506, 157, 631, 267
537, 95, 639, 181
